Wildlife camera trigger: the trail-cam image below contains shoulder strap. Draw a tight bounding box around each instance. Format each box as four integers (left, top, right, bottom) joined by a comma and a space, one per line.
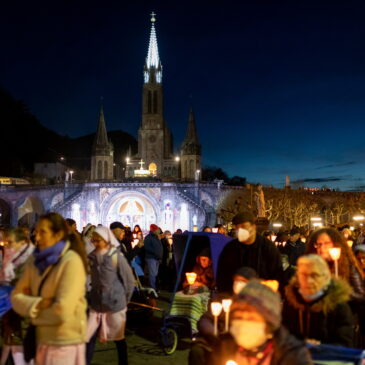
114, 250, 125, 289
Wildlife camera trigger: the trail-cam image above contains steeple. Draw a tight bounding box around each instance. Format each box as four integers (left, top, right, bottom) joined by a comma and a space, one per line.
185, 107, 199, 144
182, 107, 201, 155
144, 12, 162, 84
93, 106, 110, 149
91, 103, 114, 180
180, 107, 201, 180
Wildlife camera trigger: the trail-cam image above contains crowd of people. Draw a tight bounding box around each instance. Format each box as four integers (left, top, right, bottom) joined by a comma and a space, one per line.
0, 211, 364, 365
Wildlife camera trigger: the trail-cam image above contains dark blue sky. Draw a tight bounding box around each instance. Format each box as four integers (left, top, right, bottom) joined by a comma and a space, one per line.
1, 0, 365, 191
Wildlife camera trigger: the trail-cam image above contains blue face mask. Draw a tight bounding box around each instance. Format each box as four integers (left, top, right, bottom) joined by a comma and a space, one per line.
299, 288, 325, 302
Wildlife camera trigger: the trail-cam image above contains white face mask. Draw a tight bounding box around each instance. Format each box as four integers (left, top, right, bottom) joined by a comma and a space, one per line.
233, 280, 247, 295
299, 288, 325, 302
230, 319, 267, 349
237, 228, 250, 242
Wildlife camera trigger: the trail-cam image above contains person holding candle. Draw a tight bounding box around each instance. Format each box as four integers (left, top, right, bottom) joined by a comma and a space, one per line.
305, 228, 365, 302
217, 211, 283, 294
210, 280, 312, 365
189, 267, 258, 365
183, 248, 215, 291
282, 254, 354, 347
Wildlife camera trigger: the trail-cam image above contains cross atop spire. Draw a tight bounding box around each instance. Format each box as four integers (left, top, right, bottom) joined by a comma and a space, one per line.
144, 12, 162, 83
146, 12, 160, 69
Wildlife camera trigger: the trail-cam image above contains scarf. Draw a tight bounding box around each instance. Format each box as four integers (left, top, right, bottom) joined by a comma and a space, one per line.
33, 240, 67, 274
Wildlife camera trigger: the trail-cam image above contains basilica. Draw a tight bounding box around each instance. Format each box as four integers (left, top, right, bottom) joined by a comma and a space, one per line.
90, 13, 202, 182
0, 14, 221, 232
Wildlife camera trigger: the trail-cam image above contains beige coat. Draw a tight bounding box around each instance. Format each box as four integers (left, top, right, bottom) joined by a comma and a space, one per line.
11, 242, 87, 346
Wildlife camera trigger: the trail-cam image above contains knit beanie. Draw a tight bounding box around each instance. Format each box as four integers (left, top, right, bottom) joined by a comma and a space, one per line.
150, 224, 159, 232
231, 279, 282, 331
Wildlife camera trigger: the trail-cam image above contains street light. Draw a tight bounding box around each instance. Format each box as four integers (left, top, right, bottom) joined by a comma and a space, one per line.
273, 223, 282, 228
126, 157, 130, 164
175, 156, 180, 162
353, 215, 365, 221
311, 217, 322, 222
69, 170, 74, 182
195, 169, 201, 181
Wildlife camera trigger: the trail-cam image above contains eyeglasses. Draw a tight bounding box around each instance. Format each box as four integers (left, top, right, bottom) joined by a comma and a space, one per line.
298, 272, 323, 280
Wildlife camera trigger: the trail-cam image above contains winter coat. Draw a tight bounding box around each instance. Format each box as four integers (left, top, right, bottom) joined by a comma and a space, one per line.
11, 242, 87, 346
144, 232, 163, 261
183, 263, 215, 290
281, 239, 306, 266
283, 278, 354, 347
88, 247, 135, 313
349, 264, 365, 302
210, 326, 312, 365
216, 235, 283, 293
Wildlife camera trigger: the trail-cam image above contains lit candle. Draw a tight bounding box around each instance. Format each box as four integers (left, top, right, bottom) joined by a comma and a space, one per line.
271, 235, 277, 242
133, 233, 137, 239
212, 228, 218, 233
226, 361, 238, 365
222, 299, 232, 332
261, 280, 279, 292
347, 240, 353, 248
185, 272, 197, 285
131, 239, 139, 249
211, 302, 223, 336
329, 247, 341, 278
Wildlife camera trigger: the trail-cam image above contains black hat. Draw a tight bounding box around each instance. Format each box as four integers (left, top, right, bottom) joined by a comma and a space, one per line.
198, 247, 211, 258
232, 211, 255, 225
110, 221, 125, 230
290, 227, 300, 236
235, 266, 258, 280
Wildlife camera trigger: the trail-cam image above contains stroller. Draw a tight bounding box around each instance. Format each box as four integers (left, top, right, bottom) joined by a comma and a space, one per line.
160, 232, 232, 354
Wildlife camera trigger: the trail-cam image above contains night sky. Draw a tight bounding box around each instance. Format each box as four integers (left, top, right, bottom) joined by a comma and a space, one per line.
2, 1, 365, 191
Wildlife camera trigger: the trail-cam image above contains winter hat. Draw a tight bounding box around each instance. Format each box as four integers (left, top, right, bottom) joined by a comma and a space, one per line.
198, 247, 211, 258
231, 279, 282, 331
150, 224, 159, 232
94, 226, 120, 248
110, 221, 125, 230
232, 211, 255, 226
235, 266, 258, 280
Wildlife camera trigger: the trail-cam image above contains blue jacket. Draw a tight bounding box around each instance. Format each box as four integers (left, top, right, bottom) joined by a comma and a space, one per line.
144, 232, 163, 260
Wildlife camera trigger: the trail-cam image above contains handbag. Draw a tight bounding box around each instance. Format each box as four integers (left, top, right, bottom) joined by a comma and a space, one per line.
23, 259, 62, 362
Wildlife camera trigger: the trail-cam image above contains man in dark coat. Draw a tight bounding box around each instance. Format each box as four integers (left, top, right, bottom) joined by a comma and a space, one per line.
283, 254, 354, 347
216, 211, 283, 294
282, 227, 306, 266
144, 224, 163, 290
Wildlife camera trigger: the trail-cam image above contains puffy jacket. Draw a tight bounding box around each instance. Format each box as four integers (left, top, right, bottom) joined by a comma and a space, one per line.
11, 242, 87, 346
88, 247, 135, 313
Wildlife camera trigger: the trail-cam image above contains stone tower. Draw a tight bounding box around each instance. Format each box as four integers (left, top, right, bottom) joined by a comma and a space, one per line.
91, 106, 114, 180
137, 12, 174, 177
181, 107, 201, 180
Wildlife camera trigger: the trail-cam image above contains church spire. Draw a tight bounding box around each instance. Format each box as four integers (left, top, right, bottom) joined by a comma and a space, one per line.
144, 12, 162, 83
94, 105, 110, 148
185, 107, 199, 144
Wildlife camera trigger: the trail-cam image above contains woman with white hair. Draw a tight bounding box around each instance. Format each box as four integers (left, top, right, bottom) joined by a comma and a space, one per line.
283, 254, 354, 347
86, 226, 135, 365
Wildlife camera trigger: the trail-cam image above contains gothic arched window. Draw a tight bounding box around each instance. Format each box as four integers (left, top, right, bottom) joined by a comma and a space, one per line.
97, 160, 102, 179
148, 91, 152, 113
104, 161, 108, 179
153, 91, 158, 114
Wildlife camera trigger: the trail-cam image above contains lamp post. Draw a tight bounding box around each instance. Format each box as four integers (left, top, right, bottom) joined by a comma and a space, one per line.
69, 170, 74, 183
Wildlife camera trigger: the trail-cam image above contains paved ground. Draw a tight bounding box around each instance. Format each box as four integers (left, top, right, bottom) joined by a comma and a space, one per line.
91, 291, 190, 365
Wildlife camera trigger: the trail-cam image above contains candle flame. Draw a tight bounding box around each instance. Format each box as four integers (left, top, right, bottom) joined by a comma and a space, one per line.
211, 302, 223, 316
329, 247, 341, 261
222, 299, 232, 312
185, 272, 197, 285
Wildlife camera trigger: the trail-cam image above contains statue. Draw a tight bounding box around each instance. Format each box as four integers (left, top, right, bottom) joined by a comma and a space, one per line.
255, 185, 266, 218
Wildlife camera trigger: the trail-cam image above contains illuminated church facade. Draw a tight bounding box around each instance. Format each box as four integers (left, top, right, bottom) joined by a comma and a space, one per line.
0, 14, 221, 233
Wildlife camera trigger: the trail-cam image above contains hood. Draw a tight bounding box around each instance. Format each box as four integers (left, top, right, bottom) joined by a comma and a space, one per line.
285, 277, 352, 315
